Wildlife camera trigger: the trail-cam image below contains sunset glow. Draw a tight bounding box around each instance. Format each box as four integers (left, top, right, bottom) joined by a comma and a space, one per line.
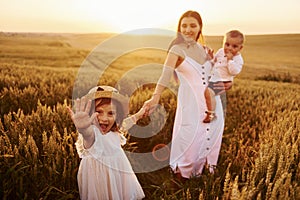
0, 0, 299, 35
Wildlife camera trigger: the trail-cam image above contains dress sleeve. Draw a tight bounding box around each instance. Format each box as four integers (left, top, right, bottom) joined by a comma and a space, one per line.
119, 133, 127, 146
75, 126, 103, 158
169, 45, 185, 58
214, 48, 223, 61
75, 133, 85, 158
121, 116, 136, 131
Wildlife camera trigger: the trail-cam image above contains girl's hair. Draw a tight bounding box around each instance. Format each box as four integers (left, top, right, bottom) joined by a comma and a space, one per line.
93, 98, 125, 132
168, 10, 205, 50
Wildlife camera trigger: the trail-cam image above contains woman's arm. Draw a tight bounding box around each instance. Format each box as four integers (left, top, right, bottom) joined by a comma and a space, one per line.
143, 52, 179, 114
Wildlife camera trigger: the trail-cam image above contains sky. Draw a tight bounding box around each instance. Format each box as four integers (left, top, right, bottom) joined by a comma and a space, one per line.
0, 0, 299, 35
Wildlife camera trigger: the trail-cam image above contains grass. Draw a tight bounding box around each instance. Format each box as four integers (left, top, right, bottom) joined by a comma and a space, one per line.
0, 32, 300, 199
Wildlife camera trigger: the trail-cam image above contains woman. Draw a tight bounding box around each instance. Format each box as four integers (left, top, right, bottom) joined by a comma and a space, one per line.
143, 10, 232, 180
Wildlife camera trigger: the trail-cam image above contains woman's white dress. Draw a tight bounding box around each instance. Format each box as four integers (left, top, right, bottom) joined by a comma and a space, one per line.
170, 56, 225, 178
76, 126, 145, 200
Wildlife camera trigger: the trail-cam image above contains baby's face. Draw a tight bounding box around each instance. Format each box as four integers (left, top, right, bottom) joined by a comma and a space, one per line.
94, 102, 117, 134
223, 36, 243, 57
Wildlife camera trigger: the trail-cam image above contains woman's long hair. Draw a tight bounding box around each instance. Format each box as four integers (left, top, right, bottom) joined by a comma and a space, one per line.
168, 10, 205, 50
168, 10, 205, 83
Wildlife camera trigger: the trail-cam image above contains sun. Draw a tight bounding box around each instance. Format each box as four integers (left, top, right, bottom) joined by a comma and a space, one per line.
72, 0, 181, 33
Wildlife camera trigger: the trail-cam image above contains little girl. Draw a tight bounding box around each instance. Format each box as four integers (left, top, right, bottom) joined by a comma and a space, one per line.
68, 85, 145, 200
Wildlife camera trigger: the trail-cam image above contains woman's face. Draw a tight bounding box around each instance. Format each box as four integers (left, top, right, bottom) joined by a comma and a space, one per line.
94, 101, 117, 134
180, 17, 201, 42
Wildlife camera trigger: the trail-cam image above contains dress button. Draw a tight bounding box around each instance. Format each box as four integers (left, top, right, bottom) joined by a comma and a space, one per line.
206, 147, 210, 150
207, 138, 210, 141
203, 82, 206, 85
206, 128, 209, 131
202, 72, 205, 75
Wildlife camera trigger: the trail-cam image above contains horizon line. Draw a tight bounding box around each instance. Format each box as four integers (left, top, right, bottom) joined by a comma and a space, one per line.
1, 30, 300, 37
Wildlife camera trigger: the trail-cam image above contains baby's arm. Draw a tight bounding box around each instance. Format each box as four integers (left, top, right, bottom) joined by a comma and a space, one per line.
227, 55, 243, 76
203, 46, 214, 61
121, 106, 148, 131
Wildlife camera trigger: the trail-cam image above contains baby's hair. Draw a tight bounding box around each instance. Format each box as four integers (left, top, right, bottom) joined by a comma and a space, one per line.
226, 30, 244, 44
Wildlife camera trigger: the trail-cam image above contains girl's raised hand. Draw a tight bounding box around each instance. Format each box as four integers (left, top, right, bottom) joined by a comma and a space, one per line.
67, 97, 98, 130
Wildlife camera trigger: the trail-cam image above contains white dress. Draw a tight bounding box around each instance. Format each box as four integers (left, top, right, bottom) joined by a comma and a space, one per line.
170, 56, 225, 178
76, 125, 145, 200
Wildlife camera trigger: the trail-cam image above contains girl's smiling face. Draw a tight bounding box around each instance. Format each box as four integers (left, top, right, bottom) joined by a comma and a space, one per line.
94, 101, 117, 134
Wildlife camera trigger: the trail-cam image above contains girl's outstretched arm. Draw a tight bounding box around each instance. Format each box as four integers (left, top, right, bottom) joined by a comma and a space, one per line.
121, 106, 148, 131
67, 96, 97, 148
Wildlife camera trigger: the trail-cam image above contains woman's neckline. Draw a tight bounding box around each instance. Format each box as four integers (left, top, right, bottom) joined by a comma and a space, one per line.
183, 40, 197, 49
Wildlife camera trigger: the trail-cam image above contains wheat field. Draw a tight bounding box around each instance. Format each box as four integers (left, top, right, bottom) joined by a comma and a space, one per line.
0, 32, 299, 199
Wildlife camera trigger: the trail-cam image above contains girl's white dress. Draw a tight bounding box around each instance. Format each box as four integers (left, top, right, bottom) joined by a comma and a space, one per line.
76, 125, 145, 200
170, 56, 225, 178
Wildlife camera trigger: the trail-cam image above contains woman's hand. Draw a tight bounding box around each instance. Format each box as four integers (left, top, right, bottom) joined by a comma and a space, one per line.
142, 94, 160, 116
134, 106, 149, 120
67, 96, 98, 130
213, 81, 233, 95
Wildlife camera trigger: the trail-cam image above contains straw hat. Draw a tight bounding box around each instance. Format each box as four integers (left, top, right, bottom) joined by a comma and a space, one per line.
84, 86, 129, 116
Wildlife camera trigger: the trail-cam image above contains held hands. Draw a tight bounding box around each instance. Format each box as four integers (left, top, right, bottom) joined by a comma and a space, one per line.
120, 106, 149, 132
134, 106, 149, 120
67, 97, 97, 131
142, 94, 160, 116
121, 95, 158, 131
